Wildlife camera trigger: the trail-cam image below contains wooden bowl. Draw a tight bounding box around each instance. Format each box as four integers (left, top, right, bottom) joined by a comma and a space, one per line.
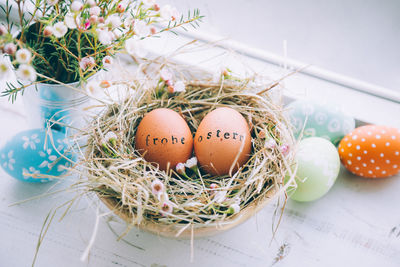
99, 187, 277, 239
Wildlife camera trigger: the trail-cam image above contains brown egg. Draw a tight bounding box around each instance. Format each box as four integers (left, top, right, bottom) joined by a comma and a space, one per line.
194, 107, 252, 176
135, 108, 193, 171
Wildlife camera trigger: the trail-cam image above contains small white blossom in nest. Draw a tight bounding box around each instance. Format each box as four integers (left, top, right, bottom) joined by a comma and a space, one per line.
185, 157, 198, 169
213, 191, 227, 204
104, 132, 118, 143
280, 144, 290, 156
227, 203, 240, 215
160, 201, 173, 216
175, 162, 186, 175
151, 179, 164, 197
160, 68, 172, 81
265, 138, 276, 149
15, 49, 32, 64
173, 81, 186, 92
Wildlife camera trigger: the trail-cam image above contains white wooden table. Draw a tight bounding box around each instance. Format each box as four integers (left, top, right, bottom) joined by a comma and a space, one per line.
1, 35, 400, 267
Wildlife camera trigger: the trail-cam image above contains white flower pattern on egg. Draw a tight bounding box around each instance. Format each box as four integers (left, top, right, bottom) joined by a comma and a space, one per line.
1, 150, 15, 170
22, 134, 40, 150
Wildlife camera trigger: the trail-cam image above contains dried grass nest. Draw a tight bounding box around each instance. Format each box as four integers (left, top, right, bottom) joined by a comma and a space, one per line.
82, 64, 296, 238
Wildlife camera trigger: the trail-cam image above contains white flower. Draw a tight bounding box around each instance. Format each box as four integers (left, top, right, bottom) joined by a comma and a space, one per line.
71, 1, 83, 12
185, 157, 198, 169
22, 134, 40, 150
160, 68, 172, 81
134, 20, 150, 37
105, 132, 117, 143
160, 5, 180, 21
79, 56, 95, 70
16, 64, 37, 81
64, 13, 80, 29
112, 28, 123, 39
97, 30, 113, 45
265, 138, 276, 149
4, 43, 17, 55
125, 38, 147, 58
89, 6, 101, 16
213, 191, 227, 203
86, 0, 96, 7
102, 56, 113, 69
228, 203, 240, 214
53, 22, 68, 37
15, 48, 31, 64
43, 26, 54, 37
142, 0, 155, 6
176, 162, 185, 175
174, 81, 185, 92
47, 0, 58, 6
105, 14, 121, 28
85, 80, 101, 97
160, 200, 173, 216
0, 58, 11, 79
0, 24, 7, 36
151, 179, 164, 197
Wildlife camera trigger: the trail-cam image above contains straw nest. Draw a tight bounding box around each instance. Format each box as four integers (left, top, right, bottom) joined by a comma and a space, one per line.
82, 62, 296, 238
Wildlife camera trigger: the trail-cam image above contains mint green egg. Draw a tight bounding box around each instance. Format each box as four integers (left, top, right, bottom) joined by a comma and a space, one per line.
287, 137, 340, 202
286, 100, 355, 146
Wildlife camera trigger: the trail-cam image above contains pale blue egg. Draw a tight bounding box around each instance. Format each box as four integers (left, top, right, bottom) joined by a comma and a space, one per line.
286, 100, 355, 146
0, 129, 74, 183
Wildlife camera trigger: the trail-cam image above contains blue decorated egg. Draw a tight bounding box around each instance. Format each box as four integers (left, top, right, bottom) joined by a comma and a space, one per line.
286, 99, 355, 146
0, 129, 74, 183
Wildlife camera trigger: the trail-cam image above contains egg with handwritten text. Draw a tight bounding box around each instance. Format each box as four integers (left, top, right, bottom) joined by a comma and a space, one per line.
287, 137, 340, 202
339, 125, 400, 178
287, 100, 355, 145
0, 129, 73, 183
194, 107, 252, 176
135, 108, 193, 171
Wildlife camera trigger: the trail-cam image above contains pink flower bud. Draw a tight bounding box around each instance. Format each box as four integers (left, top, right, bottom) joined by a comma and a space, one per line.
0, 25, 7, 36
99, 80, 111, 88
167, 85, 174, 93
280, 144, 290, 156
98, 17, 105, 23
43, 26, 53, 37
3, 43, 17, 55
84, 19, 91, 30
209, 183, 218, 190
89, 15, 98, 24
116, 3, 126, 13
150, 27, 157, 35
153, 4, 160, 11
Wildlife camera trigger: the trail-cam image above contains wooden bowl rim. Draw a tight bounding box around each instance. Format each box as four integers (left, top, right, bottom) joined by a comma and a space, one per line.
99, 186, 277, 239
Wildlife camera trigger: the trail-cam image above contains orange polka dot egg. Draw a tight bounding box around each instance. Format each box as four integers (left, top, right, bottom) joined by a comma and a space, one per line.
338, 125, 400, 178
